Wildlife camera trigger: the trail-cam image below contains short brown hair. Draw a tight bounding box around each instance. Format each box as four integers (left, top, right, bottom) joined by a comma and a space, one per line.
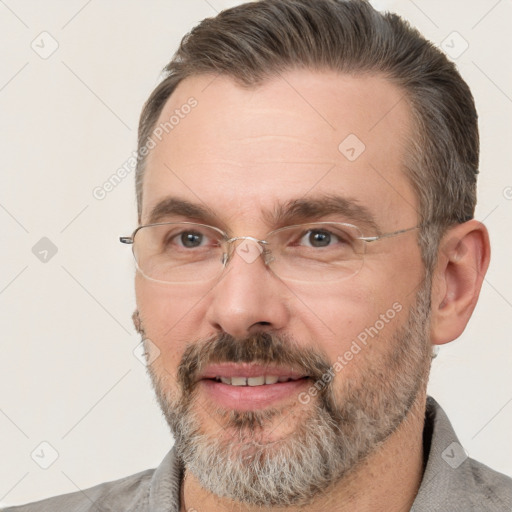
135, 0, 478, 273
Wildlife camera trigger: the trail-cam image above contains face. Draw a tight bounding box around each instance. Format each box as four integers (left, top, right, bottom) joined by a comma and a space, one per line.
135, 70, 431, 506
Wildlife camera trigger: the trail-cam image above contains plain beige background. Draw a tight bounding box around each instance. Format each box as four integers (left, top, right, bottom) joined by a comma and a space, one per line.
1, 0, 511, 507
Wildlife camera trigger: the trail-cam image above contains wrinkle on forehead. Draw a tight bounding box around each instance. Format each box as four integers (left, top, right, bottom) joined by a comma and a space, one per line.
142, 70, 417, 231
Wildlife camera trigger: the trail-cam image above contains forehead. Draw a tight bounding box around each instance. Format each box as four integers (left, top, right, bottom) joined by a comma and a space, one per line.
141, 70, 418, 231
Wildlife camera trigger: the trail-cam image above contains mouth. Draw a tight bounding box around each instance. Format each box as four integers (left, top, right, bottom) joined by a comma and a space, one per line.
197, 363, 311, 411
210, 375, 304, 386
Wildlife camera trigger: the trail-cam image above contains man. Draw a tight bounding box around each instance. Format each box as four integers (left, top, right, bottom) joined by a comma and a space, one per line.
5, 0, 511, 510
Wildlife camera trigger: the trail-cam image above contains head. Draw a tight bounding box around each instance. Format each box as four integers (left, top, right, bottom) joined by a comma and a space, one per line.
128, 0, 490, 507
135, 0, 480, 275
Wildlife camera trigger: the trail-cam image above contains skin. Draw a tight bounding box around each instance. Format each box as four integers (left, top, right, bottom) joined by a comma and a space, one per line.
134, 70, 490, 512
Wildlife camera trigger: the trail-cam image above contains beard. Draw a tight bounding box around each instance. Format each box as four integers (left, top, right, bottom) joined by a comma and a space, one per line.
143, 282, 432, 507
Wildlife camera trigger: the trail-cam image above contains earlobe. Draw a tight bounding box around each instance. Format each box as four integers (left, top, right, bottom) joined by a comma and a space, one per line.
430, 220, 490, 345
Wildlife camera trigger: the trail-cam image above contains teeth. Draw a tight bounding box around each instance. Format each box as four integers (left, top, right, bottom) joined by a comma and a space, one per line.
216, 375, 293, 386
231, 377, 248, 386
247, 376, 265, 386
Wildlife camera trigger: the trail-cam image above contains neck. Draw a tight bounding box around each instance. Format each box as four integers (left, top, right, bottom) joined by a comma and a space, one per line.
181, 392, 427, 512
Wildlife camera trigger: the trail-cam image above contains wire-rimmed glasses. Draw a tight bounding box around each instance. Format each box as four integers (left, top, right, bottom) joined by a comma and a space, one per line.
120, 221, 419, 284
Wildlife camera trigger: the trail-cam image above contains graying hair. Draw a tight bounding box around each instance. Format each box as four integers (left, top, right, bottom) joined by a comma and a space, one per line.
135, 0, 478, 274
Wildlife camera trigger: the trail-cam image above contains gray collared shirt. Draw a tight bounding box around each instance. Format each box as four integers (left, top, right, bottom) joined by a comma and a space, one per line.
4, 397, 512, 511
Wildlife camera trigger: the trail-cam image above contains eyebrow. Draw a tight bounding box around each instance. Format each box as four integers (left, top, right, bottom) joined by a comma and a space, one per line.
147, 197, 221, 226
146, 194, 380, 234
265, 195, 381, 234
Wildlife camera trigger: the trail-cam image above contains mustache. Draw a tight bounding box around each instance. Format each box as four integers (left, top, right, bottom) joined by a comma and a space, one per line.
177, 331, 332, 393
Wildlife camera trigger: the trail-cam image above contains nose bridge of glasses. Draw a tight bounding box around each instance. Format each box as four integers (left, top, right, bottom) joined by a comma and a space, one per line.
225, 235, 267, 245
221, 236, 270, 267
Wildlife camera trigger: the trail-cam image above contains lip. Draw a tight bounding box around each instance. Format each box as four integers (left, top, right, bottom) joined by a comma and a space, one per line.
198, 363, 307, 380
197, 363, 310, 411
199, 378, 309, 410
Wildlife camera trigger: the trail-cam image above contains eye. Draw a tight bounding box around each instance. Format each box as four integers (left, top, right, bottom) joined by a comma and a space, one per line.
298, 229, 345, 248
162, 228, 219, 250
176, 231, 206, 248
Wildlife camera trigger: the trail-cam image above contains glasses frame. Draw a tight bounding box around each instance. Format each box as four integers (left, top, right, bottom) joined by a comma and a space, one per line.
120, 221, 420, 284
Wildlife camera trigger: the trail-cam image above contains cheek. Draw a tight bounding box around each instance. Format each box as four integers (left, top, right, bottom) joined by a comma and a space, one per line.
294, 280, 378, 338
135, 276, 210, 366
295, 277, 410, 367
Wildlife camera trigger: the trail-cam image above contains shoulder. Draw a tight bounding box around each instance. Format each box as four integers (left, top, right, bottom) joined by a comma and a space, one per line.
412, 397, 512, 511
1, 468, 155, 512
458, 456, 512, 509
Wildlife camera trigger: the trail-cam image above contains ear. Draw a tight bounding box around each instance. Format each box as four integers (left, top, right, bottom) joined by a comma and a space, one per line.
430, 220, 490, 345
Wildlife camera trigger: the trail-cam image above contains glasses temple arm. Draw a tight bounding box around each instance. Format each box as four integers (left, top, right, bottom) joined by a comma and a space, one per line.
360, 225, 420, 243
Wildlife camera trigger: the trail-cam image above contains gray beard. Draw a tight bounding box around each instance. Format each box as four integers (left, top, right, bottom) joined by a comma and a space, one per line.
145, 283, 432, 507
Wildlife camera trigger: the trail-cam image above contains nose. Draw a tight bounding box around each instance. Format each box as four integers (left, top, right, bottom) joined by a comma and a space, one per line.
205, 238, 290, 339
